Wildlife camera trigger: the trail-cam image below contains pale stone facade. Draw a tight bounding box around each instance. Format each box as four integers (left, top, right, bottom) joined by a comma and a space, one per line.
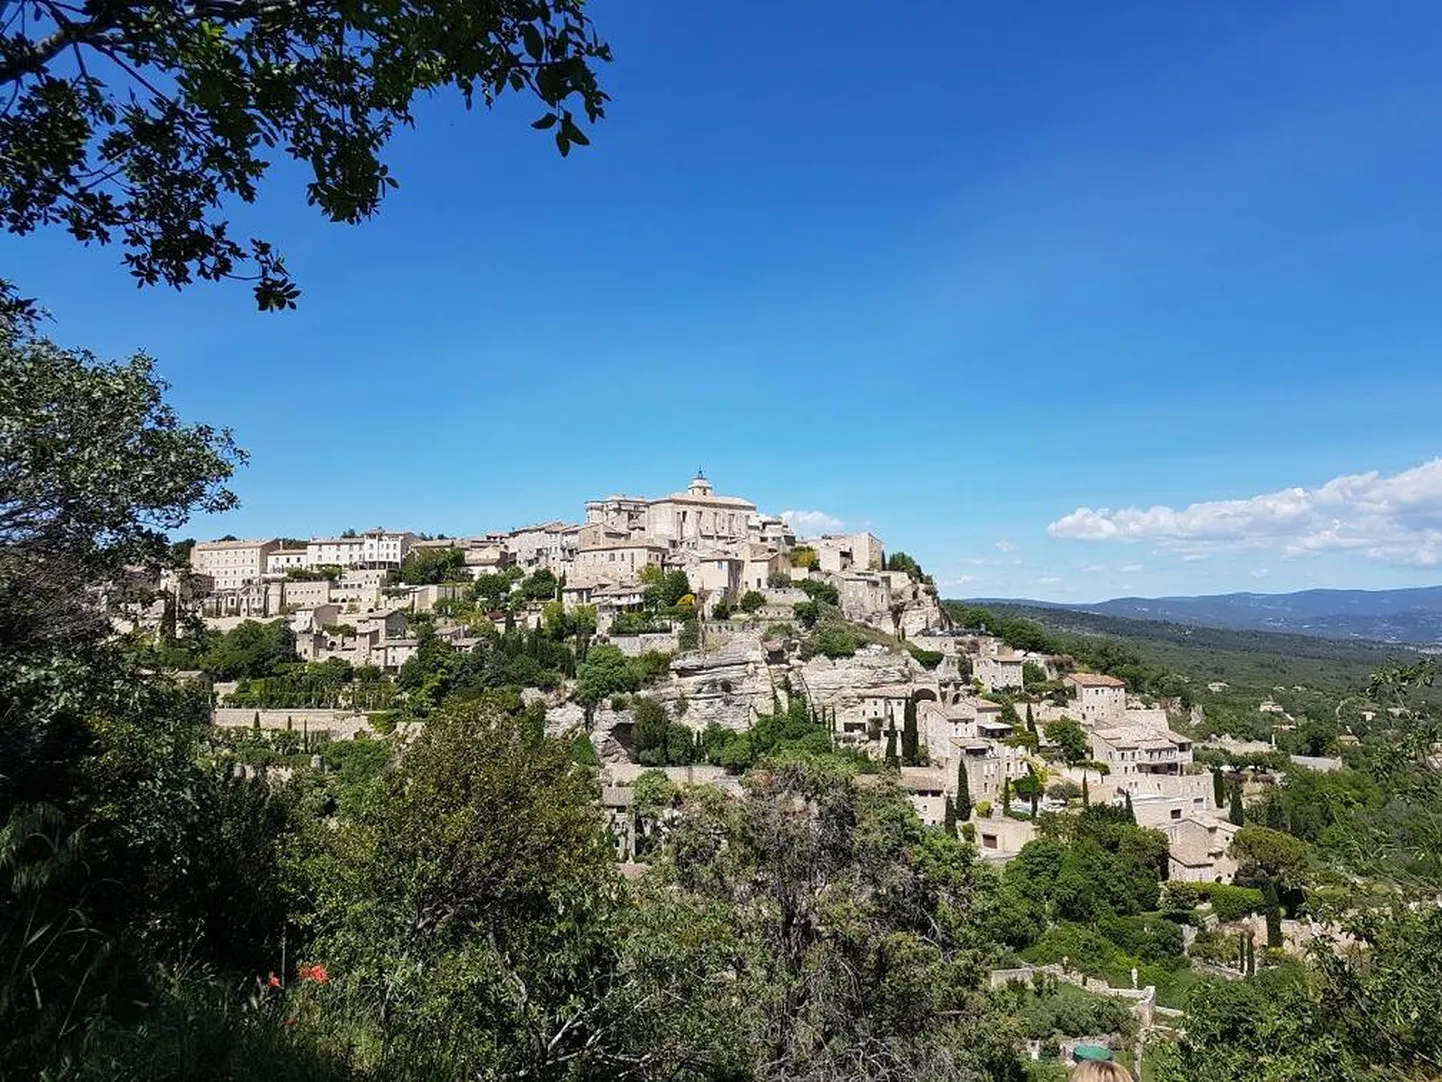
1162, 816, 1239, 883
192, 538, 279, 592
1065, 672, 1128, 725
974, 652, 1025, 692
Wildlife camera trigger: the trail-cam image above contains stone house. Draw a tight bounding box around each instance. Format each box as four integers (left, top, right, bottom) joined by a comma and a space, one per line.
955, 739, 1032, 807
1162, 816, 1239, 883
974, 652, 1025, 692
265, 547, 308, 575
811, 532, 885, 574
899, 767, 948, 826
1090, 724, 1194, 782
1065, 672, 1128, 725
683, 550, 744, 607
571, 542, 668, 587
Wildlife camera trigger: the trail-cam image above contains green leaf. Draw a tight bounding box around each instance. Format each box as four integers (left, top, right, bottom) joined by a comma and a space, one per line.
521, 24, 545, 62
531, 113, 558, 129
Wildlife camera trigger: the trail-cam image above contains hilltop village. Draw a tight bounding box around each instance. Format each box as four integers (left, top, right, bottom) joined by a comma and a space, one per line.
138, 474, 1231, 882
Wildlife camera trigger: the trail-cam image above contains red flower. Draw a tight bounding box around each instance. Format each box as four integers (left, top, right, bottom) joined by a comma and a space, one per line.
267, 973, 282, 989
298, 964, 329, 984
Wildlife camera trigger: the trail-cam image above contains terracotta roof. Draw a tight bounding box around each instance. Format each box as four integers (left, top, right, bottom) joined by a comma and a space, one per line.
1067, 672, 1127, 688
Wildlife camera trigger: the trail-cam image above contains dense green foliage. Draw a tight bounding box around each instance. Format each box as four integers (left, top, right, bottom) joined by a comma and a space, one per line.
394, 546, 470, 584
1, 314, 243, 654
0, 0, 611, 308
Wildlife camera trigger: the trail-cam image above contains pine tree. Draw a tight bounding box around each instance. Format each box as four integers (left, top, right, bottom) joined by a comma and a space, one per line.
1229, 783, 1245, 826
955, 760, 972, 820
884, 723, 898, 766
901, 699, 919, 766
1212, 766, 1226, 808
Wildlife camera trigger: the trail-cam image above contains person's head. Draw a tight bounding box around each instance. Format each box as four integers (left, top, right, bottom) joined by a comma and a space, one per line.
1070, 1062, 1133, 1082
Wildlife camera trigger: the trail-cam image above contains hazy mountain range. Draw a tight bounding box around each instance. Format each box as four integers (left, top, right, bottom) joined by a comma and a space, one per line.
968, 585, 1442, 645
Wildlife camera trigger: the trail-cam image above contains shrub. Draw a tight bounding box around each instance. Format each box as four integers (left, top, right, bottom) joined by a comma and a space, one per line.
806, 625, 859, 659
629, 651, 672, 685
1046, 780, 1082, 802
908, 646, 944, 669
1160, 881, 1201, 913
796, 579, 840, 606
739, 590, 767, 614
677, 620, 699, 651
1200, 883, 1265, 923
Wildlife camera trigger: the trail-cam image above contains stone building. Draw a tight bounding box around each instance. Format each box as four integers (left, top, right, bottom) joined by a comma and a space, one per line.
191, 538, 279, 592
1065, 672, 1128, 725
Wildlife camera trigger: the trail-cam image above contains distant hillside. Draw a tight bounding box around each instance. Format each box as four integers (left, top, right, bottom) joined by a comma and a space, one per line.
949, 600, 1427, 697
970, 585, 1442, 645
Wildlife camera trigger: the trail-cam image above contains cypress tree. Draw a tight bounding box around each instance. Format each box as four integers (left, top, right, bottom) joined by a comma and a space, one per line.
944, 796, 957, 832
902, 699, 919, 765
1082, 775, 1090, 807
1123, 790, 1136, 823
1212, 766, 1226, 808
1264, 882, 1283, 949
1229, 783, 1245, 826
1002, 777, 1011, 815
884, 723, 898, 766
955, 761, 972, 820
1025, 702, 1036, 734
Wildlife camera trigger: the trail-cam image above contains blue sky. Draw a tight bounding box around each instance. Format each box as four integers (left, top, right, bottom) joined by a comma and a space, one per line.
9, 0, 1442, 602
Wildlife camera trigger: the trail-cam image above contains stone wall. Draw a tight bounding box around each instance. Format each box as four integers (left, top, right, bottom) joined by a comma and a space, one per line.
212, 707, 376, 739
609, 631, 680, 657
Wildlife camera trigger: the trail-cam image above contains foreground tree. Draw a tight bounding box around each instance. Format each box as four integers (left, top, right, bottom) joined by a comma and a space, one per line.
293, 704, 751, 1078
658, 754, 1021, 1080
1, 309, 243, 653
0, 0, 611, 309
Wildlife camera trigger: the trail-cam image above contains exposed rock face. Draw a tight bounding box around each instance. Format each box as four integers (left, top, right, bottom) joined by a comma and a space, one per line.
900, 592, 946, 637
796, 649, 923, 706
661, 639, 776, 732
543, 700, 587, 736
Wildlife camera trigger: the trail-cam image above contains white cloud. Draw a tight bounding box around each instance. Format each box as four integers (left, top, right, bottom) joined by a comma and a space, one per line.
1046, 458, 1442, 568
996, 539, 1017, 552
939, 573, 979, 588
1181, 553, 1208, 563
1081, 563, 1106, 573
1121, 564, 1143, 573
780, 509, 844, 535
1037, 576, 1063, 586
1251, 568, 1271, 579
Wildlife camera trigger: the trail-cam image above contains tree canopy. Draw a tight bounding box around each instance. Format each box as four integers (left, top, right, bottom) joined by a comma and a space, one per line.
0, 0, 611, 309
0, 308, 243, 653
